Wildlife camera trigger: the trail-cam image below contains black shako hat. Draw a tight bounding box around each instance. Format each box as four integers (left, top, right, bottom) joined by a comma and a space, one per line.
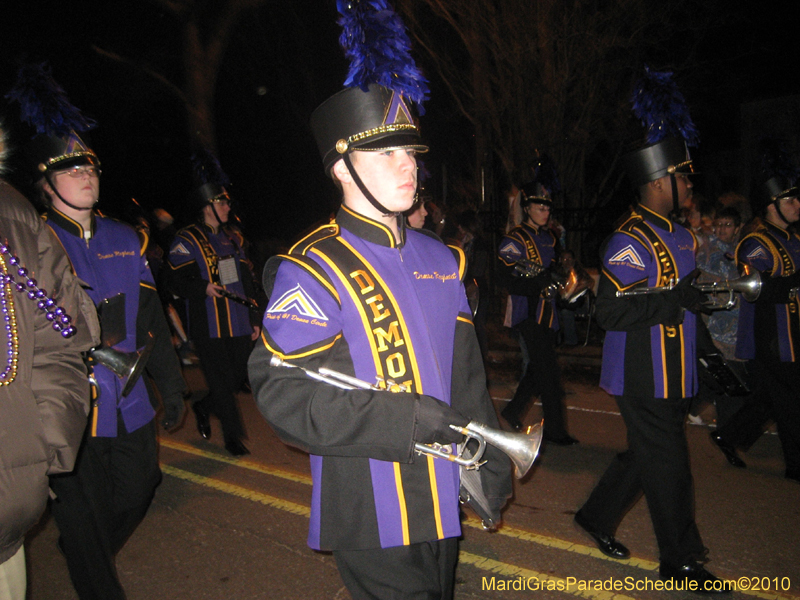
622, 67, 698, 188
310, 83, 428, 173
763, 175, 798, 203
752, 139, 799, 215
192, 182, 230, 207
190, 149, 232, 208
622, 137, 692, 188
28, 131, 100, 177
520, 152, 560, 207
520, 181, 552, 208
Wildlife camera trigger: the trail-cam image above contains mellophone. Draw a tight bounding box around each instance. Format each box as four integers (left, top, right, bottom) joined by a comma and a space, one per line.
269, 355, 542, 479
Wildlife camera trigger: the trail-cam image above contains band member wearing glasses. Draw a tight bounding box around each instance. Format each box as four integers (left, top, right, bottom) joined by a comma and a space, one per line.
9, 65, 187, 600
167, 165, 262, 457
711, 175, 800, 483
248, 82, 512, 598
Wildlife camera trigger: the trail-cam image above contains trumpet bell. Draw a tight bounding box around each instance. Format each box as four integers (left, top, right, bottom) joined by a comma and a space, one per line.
695, 271, 762, 308
465, 420, 543, 479
728, 272, 761, 303
90, 332, 155, 397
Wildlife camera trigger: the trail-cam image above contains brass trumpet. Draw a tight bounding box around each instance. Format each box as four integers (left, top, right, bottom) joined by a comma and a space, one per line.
616, 272, 761, 309
514, 258, 546, 278
513, 259, 561, 300
270, 355, 542, 479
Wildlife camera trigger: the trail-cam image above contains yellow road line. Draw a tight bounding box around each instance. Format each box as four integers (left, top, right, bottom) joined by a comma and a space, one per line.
161, 440, 655, 568
461, 516, 659, 571
160, 438, 312, 485
160, 448, 799, 600
161, 463, 634, 600
161, 464, 310, 517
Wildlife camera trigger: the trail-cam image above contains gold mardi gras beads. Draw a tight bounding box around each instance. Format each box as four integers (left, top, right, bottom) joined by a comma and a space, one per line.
0, 252, 20, 385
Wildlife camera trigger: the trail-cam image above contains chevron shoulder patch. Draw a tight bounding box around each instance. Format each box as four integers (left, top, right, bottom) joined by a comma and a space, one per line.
608, 244, 646, 268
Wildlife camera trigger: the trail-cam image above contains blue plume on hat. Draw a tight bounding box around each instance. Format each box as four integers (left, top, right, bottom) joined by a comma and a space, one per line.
336, 0, 430, 113
191, 148, 231, 188
758, 137, 799, 183
631, 66, 699, 148
532, 152, 561, 196
5, 63, 96, 138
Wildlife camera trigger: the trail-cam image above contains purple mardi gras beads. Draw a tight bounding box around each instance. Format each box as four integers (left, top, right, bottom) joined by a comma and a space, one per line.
0, 240, 77, 339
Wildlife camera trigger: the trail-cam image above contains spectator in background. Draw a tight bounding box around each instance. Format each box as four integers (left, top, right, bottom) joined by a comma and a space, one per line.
423, 199, 446, 236
457, 209, 490, 359
691, 207, 747, 430
717, 191, 752, 228
405, 197, 428, 229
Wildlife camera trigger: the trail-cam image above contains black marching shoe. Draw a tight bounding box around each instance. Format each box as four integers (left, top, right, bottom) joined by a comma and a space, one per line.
500, 407, 524, 432
709, 432, 745, 468
573, 510, 630, 559
659, 561, 729, 594
225, 438, 250, 457
192, 402, 211, 440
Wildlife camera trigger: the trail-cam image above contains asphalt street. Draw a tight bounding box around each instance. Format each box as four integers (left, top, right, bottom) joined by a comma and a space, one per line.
24, 328, 800, 600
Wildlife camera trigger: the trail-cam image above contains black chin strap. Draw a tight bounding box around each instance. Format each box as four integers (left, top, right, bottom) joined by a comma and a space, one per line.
342, 152, 404, 236
211, 203, 225, 229
342, 153, 402, 218
45, 172, 94, 212
669, 173, 680, 218
773, 199, 792, 228
207, 203, 237, 249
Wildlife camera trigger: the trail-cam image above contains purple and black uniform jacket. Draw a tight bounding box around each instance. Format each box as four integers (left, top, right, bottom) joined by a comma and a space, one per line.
735, 221, 800, 363
597, 206, 698, 399
498, 222, 559, 330
248, 205, 512, 551
167, 223, 257, 339
45, 208, 185, 437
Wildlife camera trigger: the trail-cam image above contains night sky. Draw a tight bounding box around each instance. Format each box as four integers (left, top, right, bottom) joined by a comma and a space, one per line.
2, 0, 798, 253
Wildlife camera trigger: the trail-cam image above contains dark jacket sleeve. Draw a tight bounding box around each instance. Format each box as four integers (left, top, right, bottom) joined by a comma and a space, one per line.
238, 246, 264, 326
450, 316, 513, 516
166, 257, 209, 301
595, 272, 684, 331
249, 337, 422, 462
33, 223, 101, 474
138, 284, 188, 408
496, 255, 553, 299
755, 270, 800, 304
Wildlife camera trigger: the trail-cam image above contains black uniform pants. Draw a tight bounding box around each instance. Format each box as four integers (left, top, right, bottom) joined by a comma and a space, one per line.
578, 394, 705, 568
49, 418, 161, 600
506, 319, 569, 439
333, 538, 459, 600
718, 358, 800, 472
193, 335, 253, 442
